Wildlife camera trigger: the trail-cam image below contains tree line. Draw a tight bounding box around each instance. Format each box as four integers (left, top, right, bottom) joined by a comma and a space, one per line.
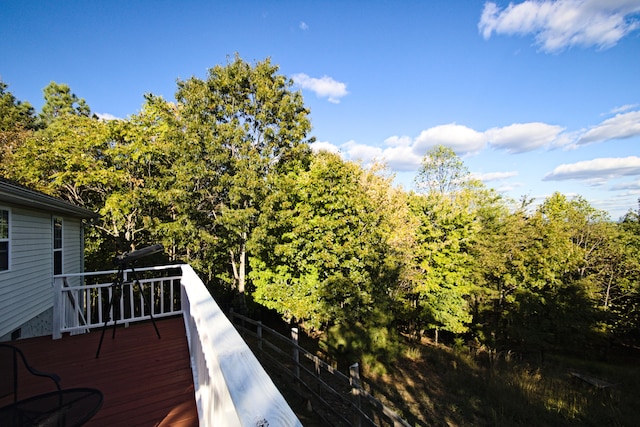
1, 56, 639, 366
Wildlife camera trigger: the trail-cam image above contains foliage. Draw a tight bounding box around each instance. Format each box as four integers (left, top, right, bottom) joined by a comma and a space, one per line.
249, 151, 403, 361
169, 54, 313, 297
39, 81, 91, 126
1, 67, 639, 370
0, 81, 37, 170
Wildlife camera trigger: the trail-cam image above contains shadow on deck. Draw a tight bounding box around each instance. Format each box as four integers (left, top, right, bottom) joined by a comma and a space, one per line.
4, 316, 198, 427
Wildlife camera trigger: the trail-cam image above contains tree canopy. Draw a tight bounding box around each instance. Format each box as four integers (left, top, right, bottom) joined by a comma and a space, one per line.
1, 64, 639, 365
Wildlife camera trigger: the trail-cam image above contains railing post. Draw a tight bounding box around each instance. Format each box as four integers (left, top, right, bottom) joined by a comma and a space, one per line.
52, 277, 63, 339
291, 327, 300, 388
314, 355, 321, 393
257, 321, 263, 352
350, 362, 362, 427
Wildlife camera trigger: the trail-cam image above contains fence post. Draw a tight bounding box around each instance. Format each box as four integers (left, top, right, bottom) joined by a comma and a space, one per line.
350, 362, 362, 427
52, 277, 63, 339
257, 321, 263, 352
314, 355, 321, 393
291, 327, 300, 389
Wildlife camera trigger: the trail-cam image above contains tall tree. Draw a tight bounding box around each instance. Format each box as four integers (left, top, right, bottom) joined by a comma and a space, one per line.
171, 55, 312, 300
39, 82, 90, 126
410, 146, 483, 342
249, 151, 403, 361
415, 145, 470, 195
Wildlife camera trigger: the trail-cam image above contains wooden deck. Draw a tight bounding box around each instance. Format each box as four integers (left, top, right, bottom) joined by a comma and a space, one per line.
5, 316, 198, 426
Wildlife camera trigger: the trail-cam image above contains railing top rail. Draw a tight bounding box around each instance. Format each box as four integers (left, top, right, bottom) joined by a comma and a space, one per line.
54, 263, 186, 279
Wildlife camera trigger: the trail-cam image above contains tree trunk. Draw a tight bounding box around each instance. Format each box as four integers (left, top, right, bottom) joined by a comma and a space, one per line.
230, 233, 248, 312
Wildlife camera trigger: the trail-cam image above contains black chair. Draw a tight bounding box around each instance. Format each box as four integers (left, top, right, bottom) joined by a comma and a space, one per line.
0, 343, 62, 404
1, 344, 104, 426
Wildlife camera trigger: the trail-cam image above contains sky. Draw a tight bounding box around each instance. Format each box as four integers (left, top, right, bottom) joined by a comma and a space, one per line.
1, 0, 640, 219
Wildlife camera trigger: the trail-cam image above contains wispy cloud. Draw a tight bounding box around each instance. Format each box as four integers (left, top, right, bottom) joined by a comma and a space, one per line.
299, 21, 309, 31
610, 179, 640, 191
479, 0, 640, 53
544, 156, 640, 181
472, 171, 519, 182
608, 104, 638, 115
292, 73, 348, 103
577, 110, 640, 145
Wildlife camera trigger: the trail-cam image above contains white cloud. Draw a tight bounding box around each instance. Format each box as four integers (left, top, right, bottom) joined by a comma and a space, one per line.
381, 145, 423, 171
413, 123, 487, 155
479, 0, 640, 52
299, 21, 309, 30
310, 140, 341, 154
486, 122, 565, 153
384, 135, 413, 147
95, 112, 120, 121
292, 73, 348, 103
578, 110, 640, 144
544, 156, 640, 181
343, 140, 383, 162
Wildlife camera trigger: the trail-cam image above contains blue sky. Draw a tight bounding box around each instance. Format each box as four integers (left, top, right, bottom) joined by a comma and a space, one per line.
2, 0, 640, 219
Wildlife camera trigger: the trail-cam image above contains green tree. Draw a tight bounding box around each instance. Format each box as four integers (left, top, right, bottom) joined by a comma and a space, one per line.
409, 146, 484, 342
493, 193, 607, 352
39, 82, 90, 126
168, 55, 312, 299
249, 152, 402, 362
0, 81, 37, 171
5, 114, 112, 207
410, 190, 478, 342
0, 81, 37, 131
609, 205, 640, 339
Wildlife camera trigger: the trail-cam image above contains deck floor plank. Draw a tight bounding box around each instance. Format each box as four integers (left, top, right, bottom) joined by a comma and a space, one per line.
7, 316, 198, 427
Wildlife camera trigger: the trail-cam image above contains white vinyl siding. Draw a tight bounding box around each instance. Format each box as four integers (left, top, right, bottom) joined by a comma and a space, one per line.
0, 206, 84, 339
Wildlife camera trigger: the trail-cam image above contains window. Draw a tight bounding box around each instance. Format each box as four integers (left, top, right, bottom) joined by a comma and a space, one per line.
53, 217, 63, 275
0, 209, 8, 271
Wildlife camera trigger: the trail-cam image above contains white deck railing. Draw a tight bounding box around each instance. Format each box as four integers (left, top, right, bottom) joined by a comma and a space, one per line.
53, 264, 184, 338
53, 264, 302, 427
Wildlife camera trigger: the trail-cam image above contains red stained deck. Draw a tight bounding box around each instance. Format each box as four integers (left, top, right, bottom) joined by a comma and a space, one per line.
4, 316, 198, 427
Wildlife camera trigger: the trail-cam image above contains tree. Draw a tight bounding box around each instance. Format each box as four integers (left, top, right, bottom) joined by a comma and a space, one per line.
415, 145, 470, 195
410, 191, 478, 342
0, 81, 37, 171
488, 193, 607, 352
409, 146, 485, 342
168, 55, 313, 301
249, 152, 404, 362
608, 205, 640, 339
39, 82, 90, 126
0, 81, 37, 131
5, 114, 112, 206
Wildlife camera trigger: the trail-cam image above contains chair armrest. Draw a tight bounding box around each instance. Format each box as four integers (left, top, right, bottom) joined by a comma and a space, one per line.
14, 349, 62, 392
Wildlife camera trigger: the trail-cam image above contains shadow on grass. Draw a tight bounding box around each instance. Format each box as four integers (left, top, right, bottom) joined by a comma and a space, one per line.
360, 338, 639, 427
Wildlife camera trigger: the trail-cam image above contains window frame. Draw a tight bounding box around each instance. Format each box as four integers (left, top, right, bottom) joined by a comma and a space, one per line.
0, 207, 9, 272
53, 216, 63, 275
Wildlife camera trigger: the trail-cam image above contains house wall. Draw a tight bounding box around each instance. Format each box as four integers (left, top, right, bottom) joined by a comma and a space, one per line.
0, 204, 84, 340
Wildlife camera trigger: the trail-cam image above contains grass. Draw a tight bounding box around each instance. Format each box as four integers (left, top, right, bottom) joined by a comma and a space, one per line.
359, 337, 640, 426
238, 305, 639, 426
